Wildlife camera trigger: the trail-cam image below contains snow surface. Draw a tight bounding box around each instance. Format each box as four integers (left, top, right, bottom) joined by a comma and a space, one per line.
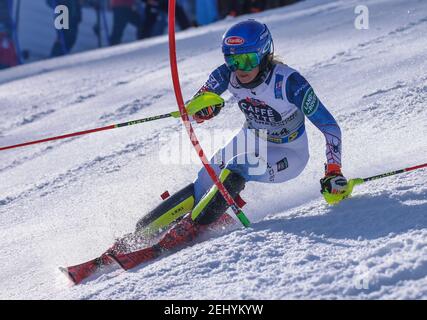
0, 0, 426, 299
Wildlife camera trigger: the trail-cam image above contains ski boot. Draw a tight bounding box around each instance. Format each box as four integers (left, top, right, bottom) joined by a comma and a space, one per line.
135, 183, 196, 237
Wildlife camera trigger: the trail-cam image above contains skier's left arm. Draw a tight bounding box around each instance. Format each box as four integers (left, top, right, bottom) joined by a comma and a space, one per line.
286, 72, 348, 195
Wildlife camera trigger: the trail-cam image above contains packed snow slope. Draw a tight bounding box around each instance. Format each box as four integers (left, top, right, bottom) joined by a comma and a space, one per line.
0, 0, 426, 299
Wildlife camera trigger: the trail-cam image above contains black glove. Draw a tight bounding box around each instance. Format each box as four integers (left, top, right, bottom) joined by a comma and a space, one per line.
320, 164, 348, 194
193, 105, 222, 123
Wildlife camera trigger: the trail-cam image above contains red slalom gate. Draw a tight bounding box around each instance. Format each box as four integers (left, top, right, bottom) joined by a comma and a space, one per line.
167, 1, 250, 227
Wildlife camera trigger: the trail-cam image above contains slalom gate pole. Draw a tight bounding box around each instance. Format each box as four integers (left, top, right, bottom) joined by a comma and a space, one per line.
0, 112, 180, 152
167, 0, 250, 227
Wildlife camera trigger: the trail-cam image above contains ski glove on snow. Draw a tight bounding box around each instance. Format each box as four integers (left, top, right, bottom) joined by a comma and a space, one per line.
320, 163, 348, 195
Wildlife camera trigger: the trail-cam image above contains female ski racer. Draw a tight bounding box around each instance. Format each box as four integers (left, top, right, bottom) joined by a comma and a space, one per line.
133, 19, 349, 251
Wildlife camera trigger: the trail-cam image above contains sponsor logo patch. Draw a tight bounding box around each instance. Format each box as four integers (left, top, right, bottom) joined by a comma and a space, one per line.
276, 157, 288, 172
288, 131, 299, 142
274, 74, 284, 99
225, 36, 245, 45
171, 206, 185, 216
238, 98, 282, 123
302, 87, 319, 116
267, 163, 275, 182
332, 143, 340, 153
294, 83, 309, 97
207, 74, 220, 90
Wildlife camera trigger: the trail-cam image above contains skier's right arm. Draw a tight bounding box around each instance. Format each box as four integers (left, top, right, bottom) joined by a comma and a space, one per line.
190, 64, 231, 123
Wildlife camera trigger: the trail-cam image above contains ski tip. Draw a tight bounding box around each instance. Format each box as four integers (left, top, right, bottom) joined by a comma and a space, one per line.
59, 266, 78, 285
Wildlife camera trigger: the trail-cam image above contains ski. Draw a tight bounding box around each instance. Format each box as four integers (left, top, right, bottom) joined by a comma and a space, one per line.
59, 230, 159, 285
107, 213, 237, 271
59, 252, 115, 285
107, 246, 161, 271
60, 211, 238, 284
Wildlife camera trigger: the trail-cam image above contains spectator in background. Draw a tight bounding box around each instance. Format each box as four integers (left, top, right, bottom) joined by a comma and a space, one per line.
219, 0, 299, 18
267, 0, 299, 9
0, 0, 19, 69
110, 0, 144, 45
84, 0, 103, 47
140, 0, 191, 39
227, 0, 245, 17
179, 0, 197, 26
195, 0, 218, 26
246, 0, 266, 13
217, 0, 232, 18
218, 0, 258, 18
47, 0, 83, 57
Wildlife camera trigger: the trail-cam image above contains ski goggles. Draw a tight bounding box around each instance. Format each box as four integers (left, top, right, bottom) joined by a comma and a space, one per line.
224, 53, 261, 72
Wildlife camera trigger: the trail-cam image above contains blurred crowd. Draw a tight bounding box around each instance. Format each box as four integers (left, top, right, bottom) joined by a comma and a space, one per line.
0, 0, 20, 69
0, 0, 300, 70
218, 0, 300, 17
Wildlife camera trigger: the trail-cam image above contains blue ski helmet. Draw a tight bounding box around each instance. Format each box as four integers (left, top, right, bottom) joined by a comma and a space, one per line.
222, 20, 273, 68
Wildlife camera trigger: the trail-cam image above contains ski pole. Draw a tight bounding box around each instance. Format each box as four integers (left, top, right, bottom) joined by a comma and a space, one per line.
324, 162, 427, 205
0, 111, 181, 152
352, 162, 427, 184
